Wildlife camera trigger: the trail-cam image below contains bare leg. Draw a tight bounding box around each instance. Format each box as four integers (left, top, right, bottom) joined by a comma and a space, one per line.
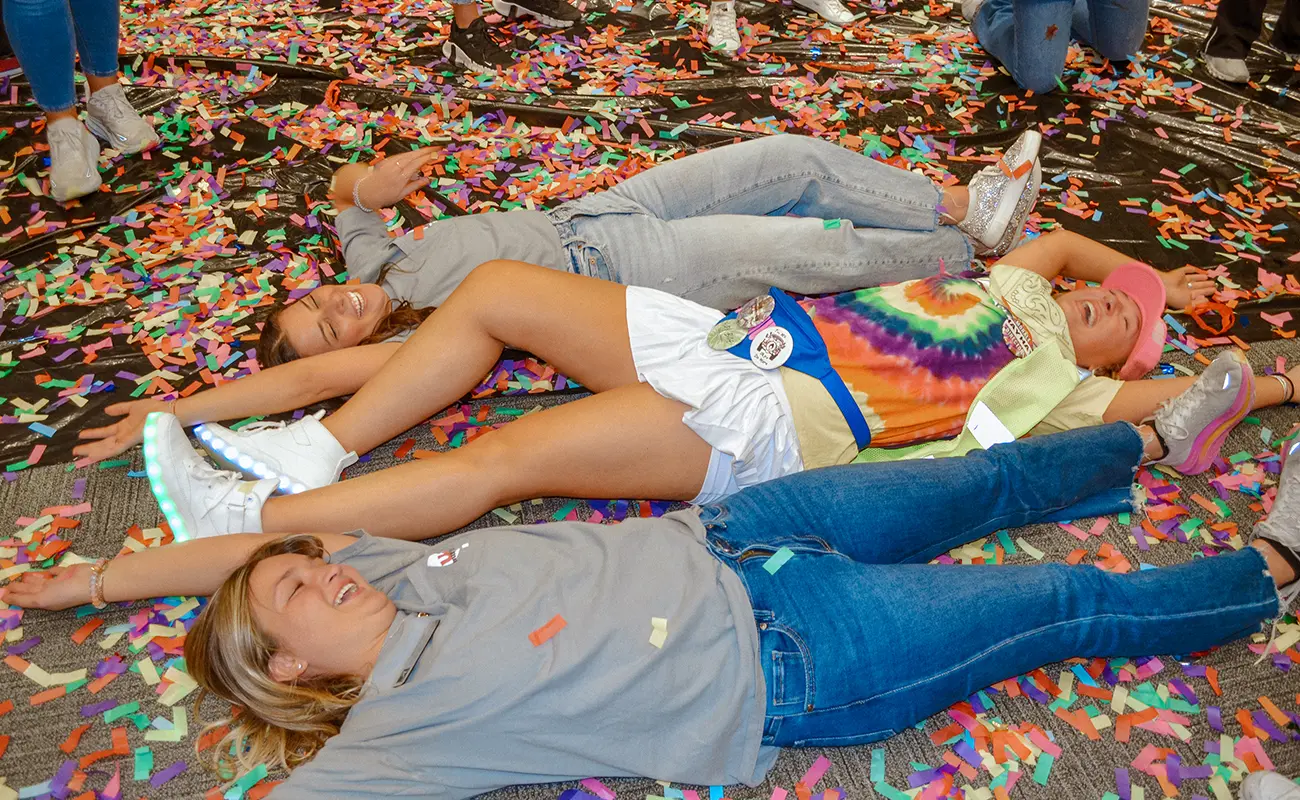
939, 186, 970, 225
453, 2, 480, 27
321, 260, 640, 454
263, 384, 713, 540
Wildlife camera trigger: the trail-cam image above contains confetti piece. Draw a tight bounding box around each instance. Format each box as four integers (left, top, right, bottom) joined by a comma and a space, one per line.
528, 615, 566, 647
763, 547, 795, 574
648, 617, 668, 649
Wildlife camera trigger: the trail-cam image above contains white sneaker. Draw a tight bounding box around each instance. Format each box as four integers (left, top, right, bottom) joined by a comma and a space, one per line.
46, 117, 101, 203
793, 0, 855, 25
960, 0, 983, 20
85, 83, 160, 155
1204, 54, 1251, 84
194, 411, 358, 494
1241, 772, 1300, 800
707, 1, 741, 53
142, 413, 278, 541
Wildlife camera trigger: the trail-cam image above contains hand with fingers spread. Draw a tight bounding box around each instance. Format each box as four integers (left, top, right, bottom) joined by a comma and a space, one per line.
1161, 266, 1217, 310
73, 398, 172, 465
0, 565, 91, 611
330, 147, 441, 212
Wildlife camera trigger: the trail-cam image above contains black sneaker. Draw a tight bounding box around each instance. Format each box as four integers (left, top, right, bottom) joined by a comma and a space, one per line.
442, 17, 516, 72
492, 0, 582, 27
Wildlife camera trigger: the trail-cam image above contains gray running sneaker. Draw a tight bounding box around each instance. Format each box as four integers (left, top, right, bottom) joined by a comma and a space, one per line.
1253, 424, 1300, 661
958, 129, 1042, 257
85, 83, 160, 155
1153, 350, 1254, 475
46, 117, 102, 202
1241, 772, 1300, 800
1204, 54, 1250, 84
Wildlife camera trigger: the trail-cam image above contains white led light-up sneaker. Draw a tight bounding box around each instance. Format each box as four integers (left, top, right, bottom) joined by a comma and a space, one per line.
142, 413, 277, 541
194, 411, 358, 494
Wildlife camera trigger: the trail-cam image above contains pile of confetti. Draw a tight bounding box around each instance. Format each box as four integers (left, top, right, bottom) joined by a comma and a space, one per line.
1, 0, 1299, 793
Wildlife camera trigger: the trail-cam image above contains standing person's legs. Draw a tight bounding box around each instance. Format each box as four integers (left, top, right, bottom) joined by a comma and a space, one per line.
66, 0, 120, 90
1204, 0, 1268, 59
972, 0, 1074, 93
1271, 0, 1300, 54
4, 0, 79, 115
1070, 0, 1149, 65
728, 546, 1277, 746
703, 422, 1144, 565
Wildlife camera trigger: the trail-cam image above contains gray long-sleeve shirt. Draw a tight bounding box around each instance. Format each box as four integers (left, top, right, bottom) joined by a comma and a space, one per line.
271, 518, 776, 799
336, 206, 567, 312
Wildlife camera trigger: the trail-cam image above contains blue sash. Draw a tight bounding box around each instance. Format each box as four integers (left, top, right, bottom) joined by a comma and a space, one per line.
720, 289, 872, 451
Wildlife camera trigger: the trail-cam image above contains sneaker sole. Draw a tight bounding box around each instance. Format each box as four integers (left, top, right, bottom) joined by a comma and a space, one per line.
142, 412, 200, 542
442, 40, 500, 73
492, 0, 576, 27
1175, 353, 1255, 475
988, 158, 1041, 257
980, 130, 1042, 251
194, 422, 308, 495
84, 116, 159, 156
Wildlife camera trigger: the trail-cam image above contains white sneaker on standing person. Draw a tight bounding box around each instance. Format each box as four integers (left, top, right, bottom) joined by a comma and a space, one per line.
1241, 772, 1300, 800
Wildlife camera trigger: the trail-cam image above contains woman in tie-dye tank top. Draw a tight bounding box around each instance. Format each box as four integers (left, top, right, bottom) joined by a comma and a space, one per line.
128, 224, 1296, 544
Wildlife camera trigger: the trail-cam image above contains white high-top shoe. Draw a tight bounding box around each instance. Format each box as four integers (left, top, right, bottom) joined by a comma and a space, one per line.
194, 411, 358, 494
142, 413, 278, 541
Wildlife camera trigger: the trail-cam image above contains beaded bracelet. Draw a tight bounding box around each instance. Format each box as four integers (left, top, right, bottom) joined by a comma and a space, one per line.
88, 558, 109, 610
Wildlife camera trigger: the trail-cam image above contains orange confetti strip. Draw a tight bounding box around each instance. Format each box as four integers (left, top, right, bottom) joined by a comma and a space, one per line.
59, 723, 92, 754
70, 618, 104, 645
528, 614, 567, 647
30, 685, 67, 705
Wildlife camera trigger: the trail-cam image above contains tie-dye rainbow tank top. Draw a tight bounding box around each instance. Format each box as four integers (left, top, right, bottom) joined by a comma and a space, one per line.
791, 272, 1014, 455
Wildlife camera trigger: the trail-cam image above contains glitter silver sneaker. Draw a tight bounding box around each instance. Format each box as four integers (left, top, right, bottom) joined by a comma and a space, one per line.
46, 117, 102, 203
1252, 423, 1300, 661
957, 129, 1042, 257
85, 84, 160, 155
1241, 771, 1300, 800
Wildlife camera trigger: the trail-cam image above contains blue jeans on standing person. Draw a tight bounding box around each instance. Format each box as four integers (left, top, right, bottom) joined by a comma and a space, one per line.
3, 0, 120, 111
972, 0, 1150, 94
700, 422, 1278, 745
546, 134, 975, 310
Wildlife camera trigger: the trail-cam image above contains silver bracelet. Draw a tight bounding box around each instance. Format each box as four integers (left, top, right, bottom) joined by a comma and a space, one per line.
352, 168, 375, 213
1274, 373, 1294, 404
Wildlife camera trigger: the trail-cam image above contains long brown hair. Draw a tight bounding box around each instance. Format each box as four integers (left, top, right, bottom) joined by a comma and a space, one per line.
187, 535, 366, 776
256, 296, 435, 368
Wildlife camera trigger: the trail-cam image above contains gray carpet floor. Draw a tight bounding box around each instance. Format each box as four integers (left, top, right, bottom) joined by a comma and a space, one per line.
1, 343, 1299, 799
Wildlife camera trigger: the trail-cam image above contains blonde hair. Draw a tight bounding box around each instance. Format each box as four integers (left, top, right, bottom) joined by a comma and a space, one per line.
187, 535, 365, 776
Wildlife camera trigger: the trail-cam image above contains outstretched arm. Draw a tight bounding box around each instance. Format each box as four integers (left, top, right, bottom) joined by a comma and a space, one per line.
73, 342, 400, 464
0, 532, 360, 611
1102, 361, 1300, 423
1006, 230, 1216, 309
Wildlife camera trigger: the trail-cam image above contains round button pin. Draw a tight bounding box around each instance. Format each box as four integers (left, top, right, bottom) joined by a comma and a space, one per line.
750, 325, 794, 369
736, 294, 775, 330
707, 318, 748, 351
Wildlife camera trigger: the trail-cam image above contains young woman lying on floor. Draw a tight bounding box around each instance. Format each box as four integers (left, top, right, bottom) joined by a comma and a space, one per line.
265, 130, 1044, 363
115, 223, 1295, 541
4, 424, 1299, 799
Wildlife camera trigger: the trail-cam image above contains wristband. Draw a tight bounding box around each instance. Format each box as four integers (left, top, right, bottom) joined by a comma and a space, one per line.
88, 558, 109, 609
1274, 373, 1295, 404
352, 168, 376, 213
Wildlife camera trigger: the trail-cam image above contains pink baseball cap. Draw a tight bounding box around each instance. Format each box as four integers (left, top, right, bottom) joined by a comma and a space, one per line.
1102, 261, 1168, 380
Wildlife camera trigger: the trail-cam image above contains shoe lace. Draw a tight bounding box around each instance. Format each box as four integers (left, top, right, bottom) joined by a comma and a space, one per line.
183, 458, 248, 516
1257, 581, 1300, 665
92, 89, 138, 128
1155, 377, 1212, 440
237, 409, 324, 435
711, 2, 737, 28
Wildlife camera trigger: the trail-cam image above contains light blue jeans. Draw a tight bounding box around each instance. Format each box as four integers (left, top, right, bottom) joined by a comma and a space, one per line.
547, 135, 974, 310
3, 0, 120, 112
701, 423, 1278, 745
972, 0, 1149, 94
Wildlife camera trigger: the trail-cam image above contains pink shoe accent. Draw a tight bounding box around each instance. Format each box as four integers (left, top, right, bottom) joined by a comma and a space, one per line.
1174, 366, 1255, 475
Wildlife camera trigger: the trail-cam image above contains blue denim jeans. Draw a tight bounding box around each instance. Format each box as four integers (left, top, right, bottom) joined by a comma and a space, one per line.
972, 0, 1149, 94
547, 135, 974, 310
700, 423, 1277, 746
3, 0, 120, 112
